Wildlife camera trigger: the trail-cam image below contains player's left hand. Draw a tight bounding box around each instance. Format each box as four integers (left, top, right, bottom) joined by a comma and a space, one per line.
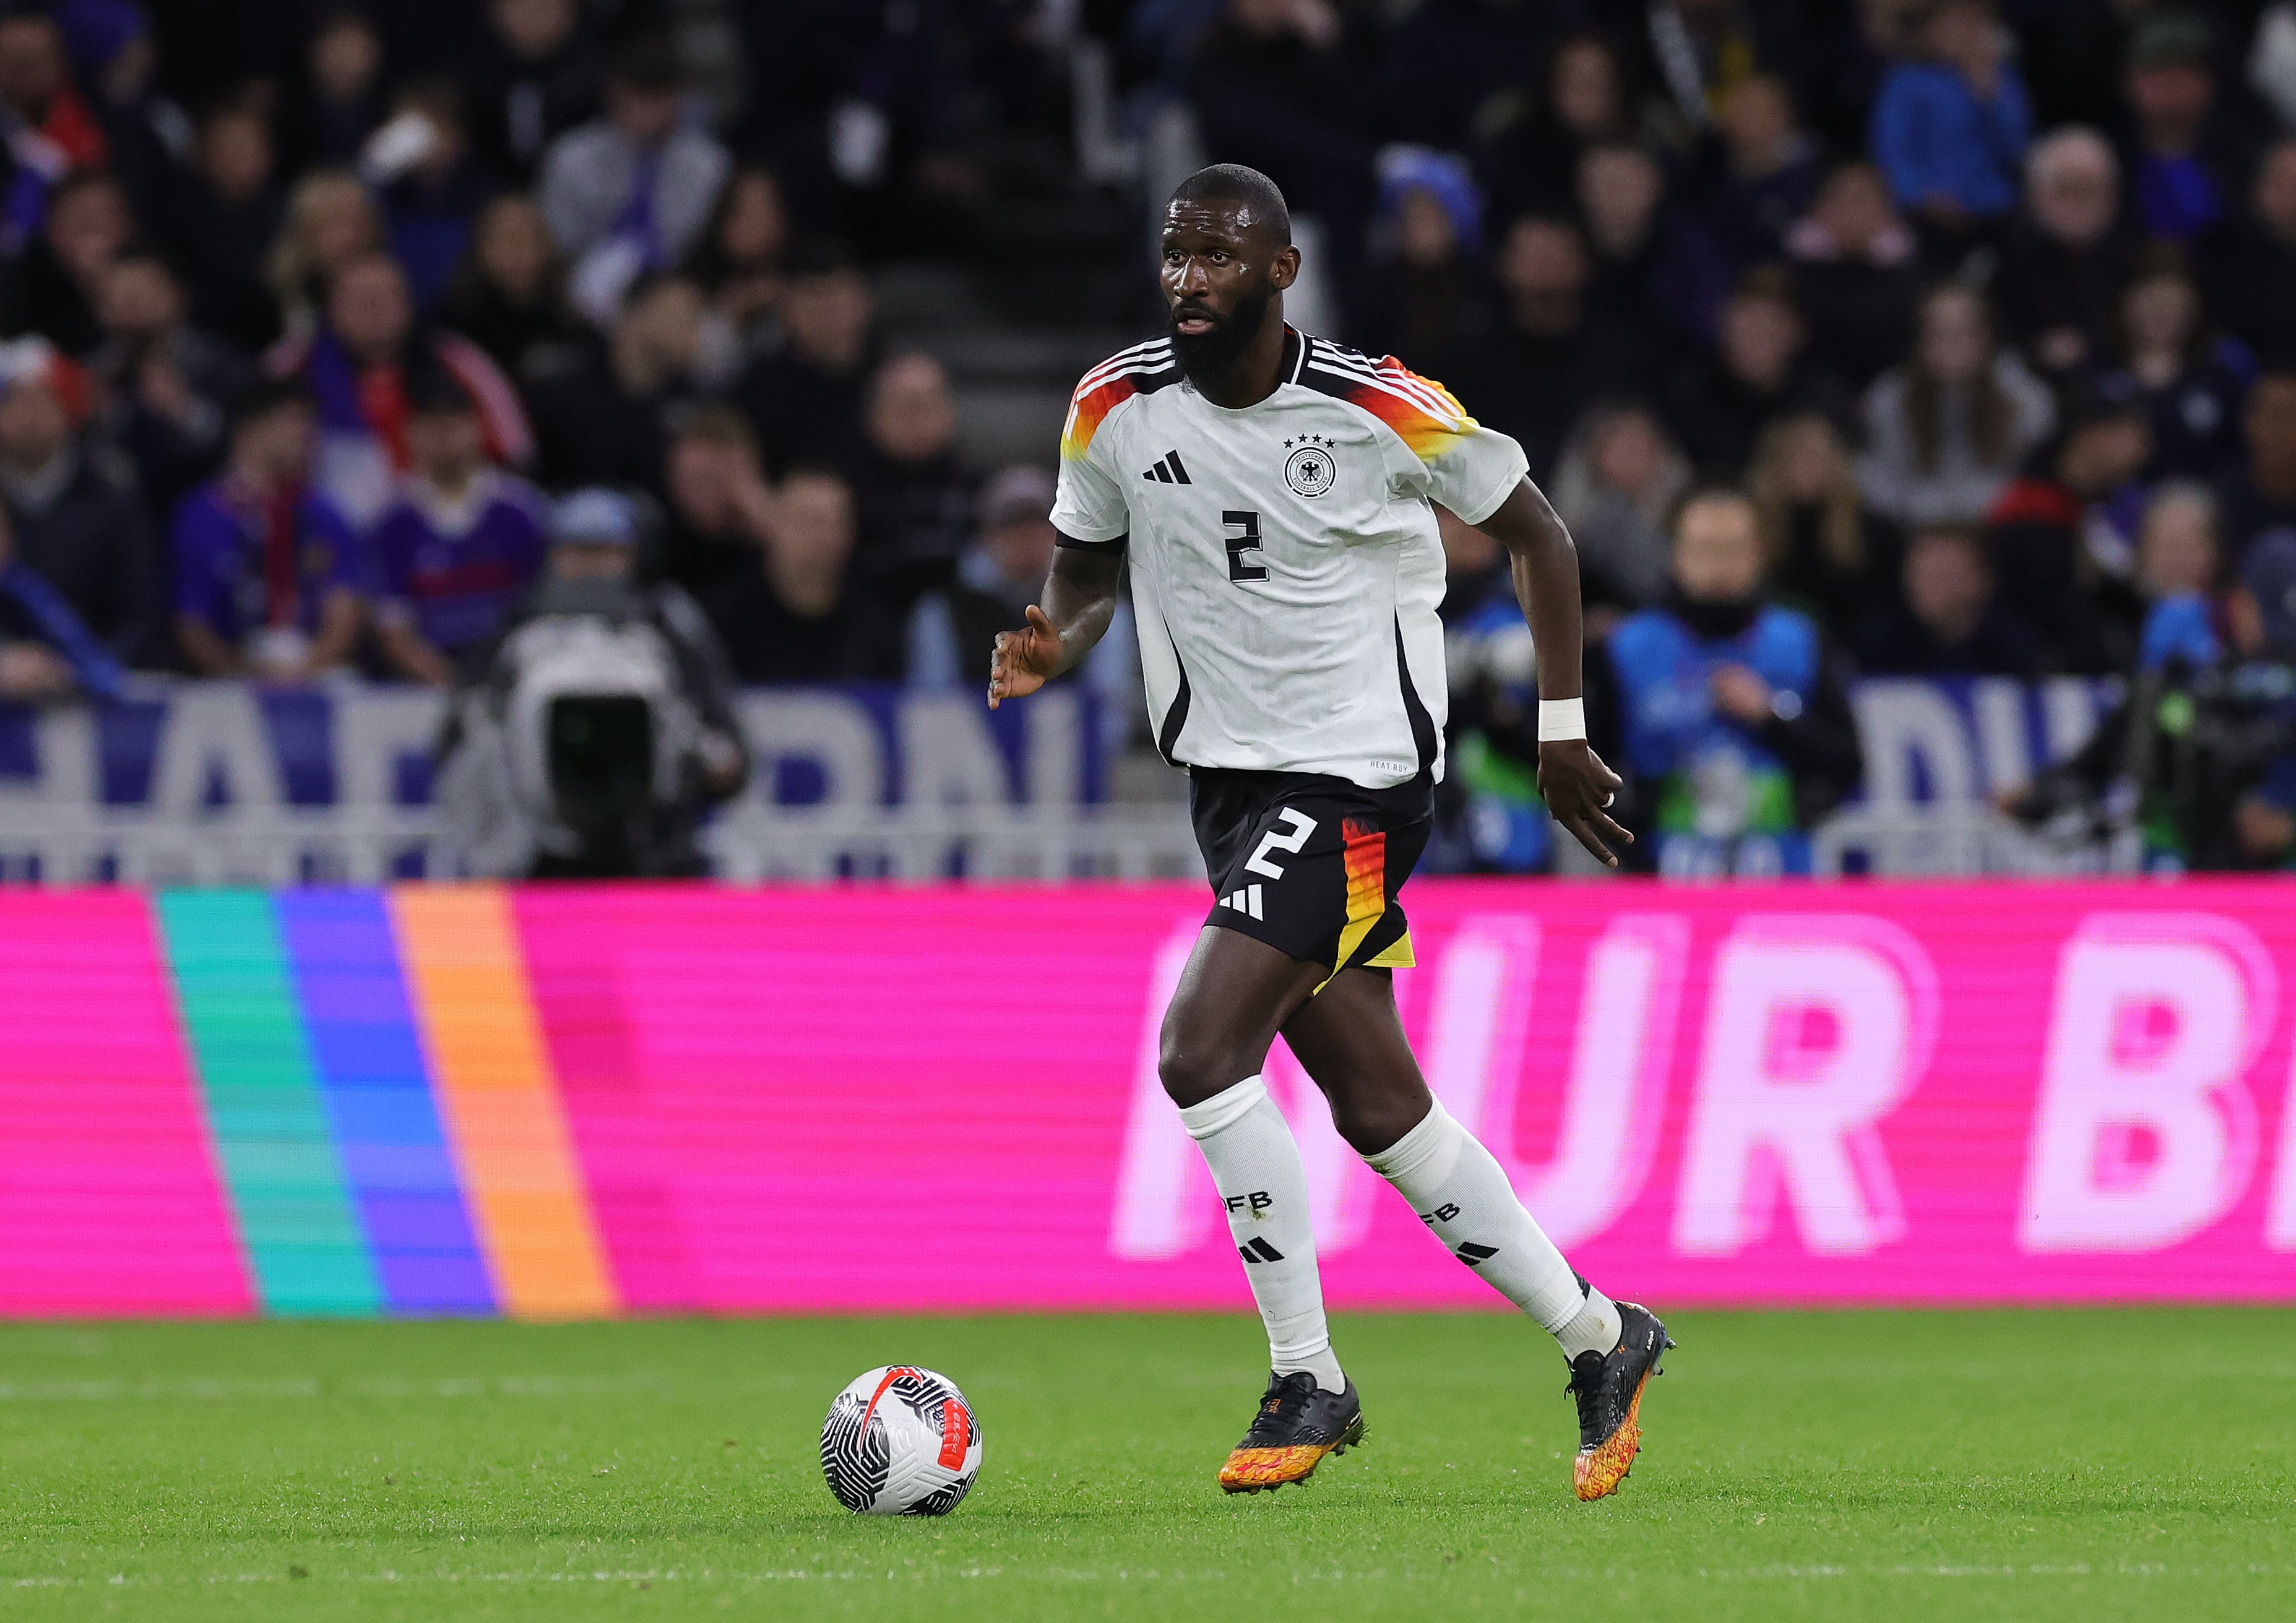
1537, 739, 1631, 869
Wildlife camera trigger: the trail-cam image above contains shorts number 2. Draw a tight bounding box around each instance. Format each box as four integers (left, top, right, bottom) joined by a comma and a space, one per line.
1245, 808, 1318, 880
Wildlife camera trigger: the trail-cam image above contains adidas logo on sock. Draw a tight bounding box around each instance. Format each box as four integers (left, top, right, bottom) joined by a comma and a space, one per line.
1236, 1236, 1285, 1264
1454, 1241, 1498, 1267
1141, 450, 1192, 484
1219, 884, 1264, 921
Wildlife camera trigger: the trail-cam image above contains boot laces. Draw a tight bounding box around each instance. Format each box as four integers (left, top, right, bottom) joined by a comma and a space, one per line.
1246, 1373, 1319, 1444
1565, 1351, 1612, 1437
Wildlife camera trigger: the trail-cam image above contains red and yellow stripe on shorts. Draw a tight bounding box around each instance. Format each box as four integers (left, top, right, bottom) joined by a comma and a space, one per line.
1317, 819, 1396, 991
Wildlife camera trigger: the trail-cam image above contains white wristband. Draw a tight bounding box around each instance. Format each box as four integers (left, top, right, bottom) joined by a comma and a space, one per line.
1537, 697, 1587, 743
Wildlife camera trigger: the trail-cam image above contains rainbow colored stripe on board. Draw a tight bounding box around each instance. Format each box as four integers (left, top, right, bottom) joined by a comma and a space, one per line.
145, 887, 615, 1318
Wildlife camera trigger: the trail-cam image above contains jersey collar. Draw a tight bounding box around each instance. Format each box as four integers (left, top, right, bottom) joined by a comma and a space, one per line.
1185, 324, 1313, 416
1280, 324, 1307, 385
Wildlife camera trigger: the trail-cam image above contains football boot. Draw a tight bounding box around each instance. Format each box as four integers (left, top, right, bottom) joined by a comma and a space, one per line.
1217, 1371, 1365, 1494
1566, 1302, 1673, 1501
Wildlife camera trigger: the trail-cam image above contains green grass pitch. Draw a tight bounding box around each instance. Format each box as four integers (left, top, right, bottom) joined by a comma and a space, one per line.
0, 1308, 2287, 1621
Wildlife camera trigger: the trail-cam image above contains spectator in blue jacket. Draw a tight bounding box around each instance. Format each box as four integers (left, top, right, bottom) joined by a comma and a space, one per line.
1870, 0, 2032, 254
2121, 12, 2251, 246
2130, 481, 2225, 672
171, 381, 363, 680
1600, 488, 1863, 877
366, 366, 549, 687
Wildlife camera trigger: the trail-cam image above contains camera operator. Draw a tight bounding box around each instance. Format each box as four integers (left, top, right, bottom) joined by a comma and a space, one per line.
434, 486, 749, 878
2005, 501, 2296, 872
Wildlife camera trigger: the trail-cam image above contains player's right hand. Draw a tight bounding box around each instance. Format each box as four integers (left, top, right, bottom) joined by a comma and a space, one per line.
988, 604, 1063, 709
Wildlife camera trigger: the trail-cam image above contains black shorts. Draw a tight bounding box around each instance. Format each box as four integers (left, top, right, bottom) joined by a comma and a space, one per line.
1189, 768, 1433, 984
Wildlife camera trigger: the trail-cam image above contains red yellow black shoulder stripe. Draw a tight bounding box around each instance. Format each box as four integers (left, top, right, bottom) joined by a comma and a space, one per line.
1297, 340, 1477, 464
1061, 338, 1180, 462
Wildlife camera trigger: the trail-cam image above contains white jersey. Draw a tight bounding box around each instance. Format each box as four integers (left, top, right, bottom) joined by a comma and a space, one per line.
1050, 326, 1527, 788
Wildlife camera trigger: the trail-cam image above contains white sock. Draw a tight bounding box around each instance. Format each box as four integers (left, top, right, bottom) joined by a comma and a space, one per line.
1178, 1075, 1346, 1393
1553, 1281, 1623, 1362
1363, 1099, 1622, 1360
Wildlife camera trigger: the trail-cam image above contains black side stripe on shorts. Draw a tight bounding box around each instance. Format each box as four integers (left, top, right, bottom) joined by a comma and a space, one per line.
1394, 616, 1438, 776
1156, 632, 1194, 766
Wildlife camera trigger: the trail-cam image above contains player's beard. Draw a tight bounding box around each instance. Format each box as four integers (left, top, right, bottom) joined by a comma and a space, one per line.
1168, 279, 1275, 382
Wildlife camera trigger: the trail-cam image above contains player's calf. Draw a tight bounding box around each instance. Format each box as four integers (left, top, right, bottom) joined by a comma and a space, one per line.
1179, 1075, 1348, 1395
1362, 1100, 1616, 1340
1358, 1097, 1672, 1498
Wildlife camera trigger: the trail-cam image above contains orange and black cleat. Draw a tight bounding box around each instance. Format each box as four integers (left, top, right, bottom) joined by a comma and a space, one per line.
1218, 1371, 1365, 1494
1567, 1302, 1673, 1502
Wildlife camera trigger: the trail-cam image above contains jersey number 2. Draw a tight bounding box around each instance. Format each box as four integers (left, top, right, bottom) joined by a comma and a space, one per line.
1223, 510, 1267, 583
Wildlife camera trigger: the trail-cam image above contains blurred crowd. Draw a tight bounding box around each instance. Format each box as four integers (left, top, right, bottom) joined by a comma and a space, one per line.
0, 0, 1098, 712
0, 0, 2291, 872
1135, 0, 2296, 874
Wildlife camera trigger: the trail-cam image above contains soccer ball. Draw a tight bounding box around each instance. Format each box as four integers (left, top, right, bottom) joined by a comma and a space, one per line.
819, 1366, 983, 1515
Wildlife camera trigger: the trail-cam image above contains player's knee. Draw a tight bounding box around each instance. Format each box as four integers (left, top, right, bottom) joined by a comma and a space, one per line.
1157, 1020, 1248, 1109
1322, 1095, 1373, 1155
1321, 1076, 1430, 1158
1327, 1096, 1413, 1158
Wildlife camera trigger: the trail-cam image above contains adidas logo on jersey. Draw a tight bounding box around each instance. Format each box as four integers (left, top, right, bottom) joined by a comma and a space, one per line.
1219, 884, 1265, 921
1141, 450, 1192, 484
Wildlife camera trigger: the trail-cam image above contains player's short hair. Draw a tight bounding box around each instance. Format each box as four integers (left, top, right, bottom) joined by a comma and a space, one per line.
1168, 164, 1292, 245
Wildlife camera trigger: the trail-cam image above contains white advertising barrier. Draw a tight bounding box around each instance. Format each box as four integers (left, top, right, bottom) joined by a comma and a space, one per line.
0, 676, 2113, 881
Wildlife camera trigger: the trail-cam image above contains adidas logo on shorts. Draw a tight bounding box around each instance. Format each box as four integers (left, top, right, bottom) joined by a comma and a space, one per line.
1219, 884, 1265, 921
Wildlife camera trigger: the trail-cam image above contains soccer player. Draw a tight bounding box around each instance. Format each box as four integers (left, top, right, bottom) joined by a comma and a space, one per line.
988, 165, 1672, 1502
